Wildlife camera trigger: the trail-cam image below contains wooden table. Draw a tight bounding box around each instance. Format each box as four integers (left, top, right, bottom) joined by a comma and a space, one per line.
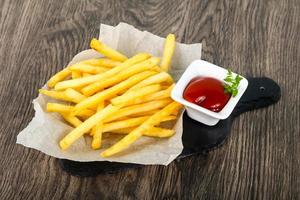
1, 0, 299, 199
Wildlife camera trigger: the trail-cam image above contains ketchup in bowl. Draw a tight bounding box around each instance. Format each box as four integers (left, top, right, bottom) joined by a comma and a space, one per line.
183, 77, 231, 112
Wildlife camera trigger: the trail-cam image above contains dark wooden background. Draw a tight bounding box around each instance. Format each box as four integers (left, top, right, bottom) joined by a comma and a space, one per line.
0, 0, 299, 199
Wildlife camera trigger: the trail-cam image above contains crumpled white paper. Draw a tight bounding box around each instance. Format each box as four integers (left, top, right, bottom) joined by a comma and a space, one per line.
17, 23, 201, 165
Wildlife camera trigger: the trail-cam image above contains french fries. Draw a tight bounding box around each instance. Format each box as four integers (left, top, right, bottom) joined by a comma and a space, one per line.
73, 70, 157, 115
54, 53, 150, 90
82, 57, 161, 96
101, 102, 182, 157
48, 68, 71, 88
111, 127, 175, 138
90, 38, 128, 61
42, 35, 182, 157
161, 34, 176, 71
128, 72, 173, 91
83, 58, 121, 68
69, 63, 109, 74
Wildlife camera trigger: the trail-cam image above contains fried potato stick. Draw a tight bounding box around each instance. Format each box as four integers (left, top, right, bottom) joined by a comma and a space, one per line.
54, 53, 150, 90
48, 68, 71, 88
128, 72, 173, 91
82, 58, 121, 68
104, 99, 172, 123
111, 84, 161, 106
46, 103, 95, 118
101, 101, 182, 157
90, 38, 128, 62
59, 104, 121, 150
101, 115, 176, 133
161, 34, 176, 71
72, 71, 82, 79
111, 127, 175, 138
91, 102, 105, 149
70, 63, 109, 74
73, 71, 157, 115
61, 113, 83, 127
81, 57, 160, 96
39, 89, 69, 101
64, 88, 86, 103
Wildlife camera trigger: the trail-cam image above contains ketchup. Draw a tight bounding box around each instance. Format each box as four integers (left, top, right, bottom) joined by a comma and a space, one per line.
183, 77, 231, 112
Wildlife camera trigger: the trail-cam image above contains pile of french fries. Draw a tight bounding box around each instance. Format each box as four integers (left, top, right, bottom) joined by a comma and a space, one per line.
40, 34, 182, 157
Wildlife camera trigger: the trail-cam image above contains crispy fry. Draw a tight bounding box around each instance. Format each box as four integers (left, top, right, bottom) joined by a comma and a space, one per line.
70, 63, 108, 74
128, 72, 173, 91
91, 122, 103, 149
82, 58, 121, 68
39, 89, 69, 101
91, 102, 105, 145
46, 103, 95, 117
64, 88, 86, 103
101, 102, 182, 157
61, 113, 83, 127
59, 104, 121, 150
47, 103, 73, 113
73, 71, 157, 115
161, 34, 176, 71
90, 38, 128, 62
111, 127, 175, 138
81, 57, 160, 96
101, 115, 177, 133
48, 68, 71, 88
82, 72, 92, 77
54, 53, 150, 90
111, 84, 161, 106
104, 98, 172, 123
72, 71, 82, 79
126, 84, 174, 106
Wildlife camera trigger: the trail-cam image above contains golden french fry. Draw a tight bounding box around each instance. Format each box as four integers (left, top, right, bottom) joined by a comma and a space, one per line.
61, 113, 83, 127
102, 115, 177, 133
104, 98, 172, 123
46, 103, 95, 117
111, 84, 161, 106
54, 53, 150, 90
111, 127, 175, 138
161, 34, 176, 71
128, 72, 173, 91
48, 68, 71, 88
81, 57, 160, 96
39, 89, 69, 101
82, 72, 92, 77
47, 103, 73, 113
91, 122, 103, 149
72, 71, 82, 79
126, 84, 174, 106
73, 71, 157, 115
82, 58, 121, 68
64, 88, 86, 103
90, 38, 128, 62
101, 101, 182, 157
70, 63, 109, 74
59, 104, 121, 150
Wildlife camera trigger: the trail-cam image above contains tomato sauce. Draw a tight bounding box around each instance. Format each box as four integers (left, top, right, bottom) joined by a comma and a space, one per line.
183, 77, 231, 112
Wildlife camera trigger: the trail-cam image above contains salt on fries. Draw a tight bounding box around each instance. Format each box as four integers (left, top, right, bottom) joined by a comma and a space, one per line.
40, 35, 181, 157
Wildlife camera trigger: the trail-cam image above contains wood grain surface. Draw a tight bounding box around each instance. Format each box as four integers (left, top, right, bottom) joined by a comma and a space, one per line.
0, 0, 299, 199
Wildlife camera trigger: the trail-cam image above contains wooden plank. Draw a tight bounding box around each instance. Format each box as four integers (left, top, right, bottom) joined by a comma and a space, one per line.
0, 0, 299, 199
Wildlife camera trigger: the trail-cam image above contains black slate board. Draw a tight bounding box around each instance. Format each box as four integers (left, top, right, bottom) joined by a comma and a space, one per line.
59, 77, 281, 177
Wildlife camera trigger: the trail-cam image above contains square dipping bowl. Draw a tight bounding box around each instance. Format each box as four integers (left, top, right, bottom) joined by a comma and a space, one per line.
171, 60, 248, 126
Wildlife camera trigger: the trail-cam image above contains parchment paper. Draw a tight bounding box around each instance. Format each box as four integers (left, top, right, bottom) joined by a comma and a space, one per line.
16, 23, 201, 165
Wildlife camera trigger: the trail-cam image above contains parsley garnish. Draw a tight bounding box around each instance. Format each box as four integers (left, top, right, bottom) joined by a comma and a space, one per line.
223, 69, 243, 97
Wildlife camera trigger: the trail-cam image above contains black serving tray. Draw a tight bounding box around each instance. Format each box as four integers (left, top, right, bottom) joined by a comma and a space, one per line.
59, 77, 281, 177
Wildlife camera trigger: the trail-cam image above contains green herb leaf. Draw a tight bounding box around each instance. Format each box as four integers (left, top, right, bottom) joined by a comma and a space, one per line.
223, 69, 243, 97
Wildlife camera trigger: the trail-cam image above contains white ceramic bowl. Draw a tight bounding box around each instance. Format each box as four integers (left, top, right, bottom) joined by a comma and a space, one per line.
171, 60, 248, 126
